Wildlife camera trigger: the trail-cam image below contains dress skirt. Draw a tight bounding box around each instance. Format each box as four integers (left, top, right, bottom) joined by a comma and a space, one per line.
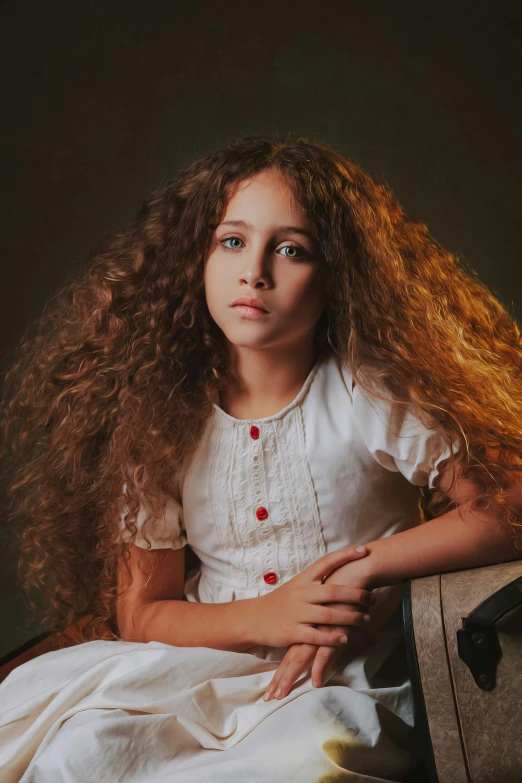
0, 603, 420, 782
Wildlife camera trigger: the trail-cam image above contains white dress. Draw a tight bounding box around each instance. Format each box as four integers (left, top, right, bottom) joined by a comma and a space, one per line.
0, 353, 458, 783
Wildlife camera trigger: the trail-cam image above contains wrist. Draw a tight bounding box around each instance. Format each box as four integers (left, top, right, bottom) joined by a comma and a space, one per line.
232, 597, 259, 648
325, 554, 376, 590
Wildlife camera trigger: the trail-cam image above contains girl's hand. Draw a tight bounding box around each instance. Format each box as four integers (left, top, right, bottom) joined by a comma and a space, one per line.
263, 555, 377, 700
263, 604, 368, 701
247, 546, 374, 650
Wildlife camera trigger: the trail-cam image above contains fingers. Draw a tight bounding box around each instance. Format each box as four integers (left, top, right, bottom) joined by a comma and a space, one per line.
300, 625, 351, 646
263, 644, 317, 702
302, 546, 369, 584
306, 584, 376, 608
264, 629, 348, 701
308, 603, 371, 629
310, 624, 347, 688
311, 645, 338, 688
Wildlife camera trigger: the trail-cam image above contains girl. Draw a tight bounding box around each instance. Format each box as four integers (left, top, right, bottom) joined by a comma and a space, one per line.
1, 134, 521, 783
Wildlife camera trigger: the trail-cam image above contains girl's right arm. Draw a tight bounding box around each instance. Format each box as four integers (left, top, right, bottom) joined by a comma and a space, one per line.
117, 544, 256, 652
116, 545, 374, 653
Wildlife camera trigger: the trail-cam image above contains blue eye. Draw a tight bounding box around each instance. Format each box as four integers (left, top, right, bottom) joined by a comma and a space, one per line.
219, 236, 309, 260
280, 245, 305, 259
221, 237, 244, 250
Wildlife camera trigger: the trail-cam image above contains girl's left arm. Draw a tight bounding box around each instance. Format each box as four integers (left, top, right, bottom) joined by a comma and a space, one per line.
345, 464, 522, 591
346, 499, 520, 592
263, 465, 522, 701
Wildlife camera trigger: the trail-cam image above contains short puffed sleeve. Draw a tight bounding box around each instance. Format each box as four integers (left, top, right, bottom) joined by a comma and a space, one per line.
351, 380, 460, 489
118, 476, 188, 550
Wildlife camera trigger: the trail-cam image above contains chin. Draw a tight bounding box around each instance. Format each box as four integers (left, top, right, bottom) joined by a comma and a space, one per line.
225, 335, 270, 349
220, 324, 274, 349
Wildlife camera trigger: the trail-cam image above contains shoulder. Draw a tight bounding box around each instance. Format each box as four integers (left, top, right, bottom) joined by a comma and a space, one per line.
301, 353, 357, 422
317, 353, 356, 399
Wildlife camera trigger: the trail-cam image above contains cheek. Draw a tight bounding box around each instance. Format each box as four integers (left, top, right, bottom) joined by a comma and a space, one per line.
287, 270, 327, 312
204, 255, 225, 304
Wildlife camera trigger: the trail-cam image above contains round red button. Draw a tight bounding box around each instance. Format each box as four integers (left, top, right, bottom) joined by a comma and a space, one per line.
256, 506, 269, 520
250, 425, 260, 439
263, 571, 278, 585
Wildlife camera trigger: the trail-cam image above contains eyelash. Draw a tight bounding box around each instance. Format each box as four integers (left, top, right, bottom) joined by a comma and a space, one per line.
219, 236, 311, 261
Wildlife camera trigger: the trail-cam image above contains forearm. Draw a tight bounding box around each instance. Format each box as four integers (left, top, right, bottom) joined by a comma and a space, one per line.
357, 500, 521, 590
125, 597, 257, 652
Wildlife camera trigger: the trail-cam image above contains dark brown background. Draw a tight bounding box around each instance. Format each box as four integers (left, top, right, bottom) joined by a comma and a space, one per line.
1, 0, 521, 657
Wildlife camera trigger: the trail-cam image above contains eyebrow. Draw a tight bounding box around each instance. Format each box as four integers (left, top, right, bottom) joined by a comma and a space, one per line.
217, 219, 315, 239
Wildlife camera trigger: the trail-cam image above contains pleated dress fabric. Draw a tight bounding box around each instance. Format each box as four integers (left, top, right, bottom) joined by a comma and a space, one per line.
0, 353, 458, 782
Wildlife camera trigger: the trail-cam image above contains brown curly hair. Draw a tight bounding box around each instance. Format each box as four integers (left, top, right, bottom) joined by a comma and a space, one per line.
2, 133, 522, 643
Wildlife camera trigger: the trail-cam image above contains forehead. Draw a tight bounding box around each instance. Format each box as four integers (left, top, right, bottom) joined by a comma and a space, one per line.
223, 170, 306, 220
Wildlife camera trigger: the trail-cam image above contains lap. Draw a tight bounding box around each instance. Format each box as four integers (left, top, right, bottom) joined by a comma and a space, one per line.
22, 684, 418, 782
1, 640, 419, 783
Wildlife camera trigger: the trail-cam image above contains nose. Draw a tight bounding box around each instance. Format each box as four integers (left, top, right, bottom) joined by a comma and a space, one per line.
239, 243, 273, 288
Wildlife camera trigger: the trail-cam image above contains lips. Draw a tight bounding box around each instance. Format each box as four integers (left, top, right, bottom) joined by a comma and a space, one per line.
231, 297, 269, 312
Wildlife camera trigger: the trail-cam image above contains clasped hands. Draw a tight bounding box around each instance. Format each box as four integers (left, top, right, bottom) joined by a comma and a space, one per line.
260, 545, 374, 702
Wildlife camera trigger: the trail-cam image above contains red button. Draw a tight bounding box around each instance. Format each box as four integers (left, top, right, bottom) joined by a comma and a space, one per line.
263, 571, 278, 585
256, 506, 269, 520
250, 425, 260, 439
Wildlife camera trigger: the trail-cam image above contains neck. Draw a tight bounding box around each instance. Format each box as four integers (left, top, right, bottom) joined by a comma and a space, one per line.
220, 342, 319, 417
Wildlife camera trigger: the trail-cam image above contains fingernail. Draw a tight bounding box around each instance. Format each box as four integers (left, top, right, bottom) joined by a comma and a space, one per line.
363, 614, 371, 624
275, 688, 282, 698
355, 546, 367, 553
339, 634, 348, 643
263, 692, 271, 701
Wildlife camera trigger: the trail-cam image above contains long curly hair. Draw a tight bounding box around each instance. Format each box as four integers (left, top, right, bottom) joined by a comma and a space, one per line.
2, 133, 522, 642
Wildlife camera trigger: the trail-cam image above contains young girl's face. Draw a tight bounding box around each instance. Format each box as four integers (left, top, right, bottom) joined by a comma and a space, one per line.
204, 169, 328, 356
